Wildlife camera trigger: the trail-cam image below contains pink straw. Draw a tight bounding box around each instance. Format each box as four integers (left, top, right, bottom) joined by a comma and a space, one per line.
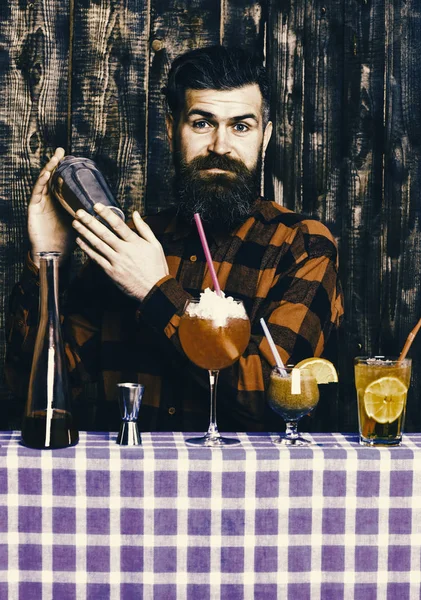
193, 213, 222, 296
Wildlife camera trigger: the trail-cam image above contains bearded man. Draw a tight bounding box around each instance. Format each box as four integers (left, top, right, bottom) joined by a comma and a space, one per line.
6, 46, 343, 432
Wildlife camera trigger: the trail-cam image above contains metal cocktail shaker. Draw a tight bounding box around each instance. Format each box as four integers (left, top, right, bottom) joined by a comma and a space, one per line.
49, 156, 125, 222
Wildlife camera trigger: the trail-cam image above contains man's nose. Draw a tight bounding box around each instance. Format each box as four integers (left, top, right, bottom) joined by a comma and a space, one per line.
208, 127, 231, 155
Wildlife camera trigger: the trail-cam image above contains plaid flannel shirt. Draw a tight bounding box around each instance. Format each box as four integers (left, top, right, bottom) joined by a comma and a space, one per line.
5, 199, 344, 432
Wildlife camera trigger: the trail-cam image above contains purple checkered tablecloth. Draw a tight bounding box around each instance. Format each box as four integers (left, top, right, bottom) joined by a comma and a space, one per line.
0, 431, 421, 600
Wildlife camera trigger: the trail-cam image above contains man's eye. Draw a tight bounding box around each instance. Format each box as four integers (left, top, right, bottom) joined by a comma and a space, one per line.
233, 123, 249, 133
193, 120, 211, 129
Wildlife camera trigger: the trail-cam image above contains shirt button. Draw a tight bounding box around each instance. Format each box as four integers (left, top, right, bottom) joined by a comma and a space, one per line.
190, 255, 197, 262
168, 407, 176, 415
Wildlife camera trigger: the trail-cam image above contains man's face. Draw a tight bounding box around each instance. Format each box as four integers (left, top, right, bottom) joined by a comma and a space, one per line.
167, 84, 272, 230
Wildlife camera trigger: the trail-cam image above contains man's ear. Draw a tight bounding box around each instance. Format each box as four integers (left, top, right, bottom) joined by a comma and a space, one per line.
263, 121, 273, 154
166, 114, 174, 152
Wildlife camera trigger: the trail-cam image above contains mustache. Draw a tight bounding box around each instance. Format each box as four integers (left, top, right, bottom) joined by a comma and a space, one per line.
181, 154, 251, 175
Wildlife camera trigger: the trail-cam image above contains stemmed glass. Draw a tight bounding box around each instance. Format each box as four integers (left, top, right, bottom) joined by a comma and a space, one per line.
178, 298, 250, 446
267, 366, 319, 445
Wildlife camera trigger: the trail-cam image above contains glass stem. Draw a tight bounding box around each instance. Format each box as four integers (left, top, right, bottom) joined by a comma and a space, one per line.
206, 369, 220, 440
285, 421, 299, 440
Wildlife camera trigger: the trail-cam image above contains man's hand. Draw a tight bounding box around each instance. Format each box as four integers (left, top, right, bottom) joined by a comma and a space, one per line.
73, 204, 169, 301
28, 148, 76, 266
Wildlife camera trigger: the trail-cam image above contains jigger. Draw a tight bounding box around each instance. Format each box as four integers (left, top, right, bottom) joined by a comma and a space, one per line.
116, 383, 144, 446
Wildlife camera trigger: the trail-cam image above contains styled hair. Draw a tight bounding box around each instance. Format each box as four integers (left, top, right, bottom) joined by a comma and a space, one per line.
163, 45, 270, 125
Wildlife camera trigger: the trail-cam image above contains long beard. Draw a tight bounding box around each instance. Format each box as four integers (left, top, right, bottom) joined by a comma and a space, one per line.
173, 151, 262, 232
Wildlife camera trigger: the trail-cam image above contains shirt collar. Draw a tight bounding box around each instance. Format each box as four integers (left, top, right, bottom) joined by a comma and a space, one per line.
254, 197, 294, 223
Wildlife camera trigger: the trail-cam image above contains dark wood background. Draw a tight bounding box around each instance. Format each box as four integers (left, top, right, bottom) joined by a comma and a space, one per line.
1, 0, 421, 431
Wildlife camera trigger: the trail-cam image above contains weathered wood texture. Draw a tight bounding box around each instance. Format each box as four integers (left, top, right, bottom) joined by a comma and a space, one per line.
340, 0, 389, 430
70, 0, 150, 215
266, 0, 421, 431
380, 0, 421, 432
1, 0, 421, 432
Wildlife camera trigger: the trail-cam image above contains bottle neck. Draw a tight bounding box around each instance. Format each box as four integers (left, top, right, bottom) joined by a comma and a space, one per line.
38, 253, 60, 324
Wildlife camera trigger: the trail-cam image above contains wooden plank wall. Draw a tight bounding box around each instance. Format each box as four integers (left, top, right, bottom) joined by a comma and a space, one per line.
1, 0, 421, 432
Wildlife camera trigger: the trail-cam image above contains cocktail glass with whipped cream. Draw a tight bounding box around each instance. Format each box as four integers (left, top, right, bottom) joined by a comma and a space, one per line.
178, 289, 250, 446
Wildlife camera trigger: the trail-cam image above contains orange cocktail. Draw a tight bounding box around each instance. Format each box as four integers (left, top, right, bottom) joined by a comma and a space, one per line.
178, 291, 250, 446
179, 312, 250, 370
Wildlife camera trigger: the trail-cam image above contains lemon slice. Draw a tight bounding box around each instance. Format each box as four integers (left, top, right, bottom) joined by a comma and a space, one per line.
363, 376, 407, 424
295, 357, 338, 384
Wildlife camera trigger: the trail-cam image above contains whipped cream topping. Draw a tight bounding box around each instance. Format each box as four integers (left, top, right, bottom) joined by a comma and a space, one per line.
186, 288, 247, 327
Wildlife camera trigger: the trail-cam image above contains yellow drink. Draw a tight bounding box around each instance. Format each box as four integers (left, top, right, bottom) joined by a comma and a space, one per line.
354, 357, 411, 446
268, 369, 319, 421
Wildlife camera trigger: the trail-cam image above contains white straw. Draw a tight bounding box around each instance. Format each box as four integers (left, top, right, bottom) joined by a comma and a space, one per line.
260, 318, 287, 376
45, 346, 55, 448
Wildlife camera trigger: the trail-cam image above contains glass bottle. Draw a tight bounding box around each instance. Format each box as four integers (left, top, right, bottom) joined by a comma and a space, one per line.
21, 252, 78, 449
